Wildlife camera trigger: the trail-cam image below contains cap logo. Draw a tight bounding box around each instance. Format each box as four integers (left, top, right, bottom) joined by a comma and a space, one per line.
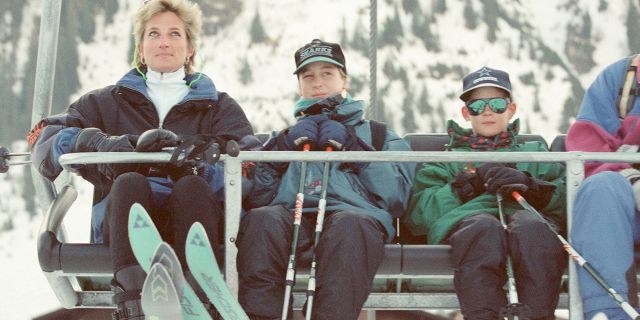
299, 46, 333, 60
473, 67, 498, 84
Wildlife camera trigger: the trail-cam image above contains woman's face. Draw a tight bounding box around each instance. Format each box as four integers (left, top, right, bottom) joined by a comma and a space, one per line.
140, 11, 193, 73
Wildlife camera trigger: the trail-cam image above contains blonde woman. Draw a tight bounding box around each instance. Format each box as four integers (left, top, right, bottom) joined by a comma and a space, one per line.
28, 0, 254, 318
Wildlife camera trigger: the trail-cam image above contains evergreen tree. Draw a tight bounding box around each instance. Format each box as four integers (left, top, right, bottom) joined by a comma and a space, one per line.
415, 14, 441, 52
559, 82, 584, 133
436, 104, 447, 130
380, 4, 403, 48
351, 17, 369, 55
627, 2, 640, 52
463, 0, 478, 30
239, 57, 253, 85
533, 88, 541, 113
401, 91, 417, 133
430, 117, 439, 132
382, 57, 397, 80
339, 17, 349, 47
402, 0, 421, 14
598, 0, 607, 11
249, 9, 268, 43
349, 75, 366, 96
483, 0, 499, 43
418, 85, 432, 115
433, 0, 447, 14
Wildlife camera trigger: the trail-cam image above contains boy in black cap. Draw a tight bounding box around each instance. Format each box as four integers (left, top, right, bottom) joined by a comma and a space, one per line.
235, 39, 414, 320
404, 67, 567, 319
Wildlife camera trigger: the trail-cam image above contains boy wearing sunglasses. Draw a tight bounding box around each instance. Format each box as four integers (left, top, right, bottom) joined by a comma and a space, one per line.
404, 67, 566, 319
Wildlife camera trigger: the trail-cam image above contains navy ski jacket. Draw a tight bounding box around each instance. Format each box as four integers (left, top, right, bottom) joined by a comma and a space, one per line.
29, 68, 255, 242
247, 99, 415, 242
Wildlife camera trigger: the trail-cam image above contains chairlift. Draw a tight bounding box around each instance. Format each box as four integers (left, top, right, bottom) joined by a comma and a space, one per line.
9, 0, 634, 319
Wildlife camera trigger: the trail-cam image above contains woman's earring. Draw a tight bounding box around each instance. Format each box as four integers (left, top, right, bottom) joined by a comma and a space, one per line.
140, 56, 146, 65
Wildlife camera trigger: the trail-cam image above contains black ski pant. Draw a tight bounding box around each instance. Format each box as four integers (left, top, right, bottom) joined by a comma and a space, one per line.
104, 172, 224, 290
236, 205, 385, 320
448, 211, 567, 320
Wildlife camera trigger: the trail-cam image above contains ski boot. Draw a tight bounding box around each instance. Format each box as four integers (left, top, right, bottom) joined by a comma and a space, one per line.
111, 265, 146, 320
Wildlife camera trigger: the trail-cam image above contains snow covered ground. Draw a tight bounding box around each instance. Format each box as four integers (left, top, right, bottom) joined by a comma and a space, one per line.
0, 167, 94, 319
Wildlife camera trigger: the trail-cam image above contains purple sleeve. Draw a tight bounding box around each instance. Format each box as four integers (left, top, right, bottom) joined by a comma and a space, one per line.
566, 57, 640, 176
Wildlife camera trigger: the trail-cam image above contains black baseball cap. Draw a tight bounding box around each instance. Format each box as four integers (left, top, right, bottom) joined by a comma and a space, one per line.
293, 39, 346, 75
459, 67, 512, 101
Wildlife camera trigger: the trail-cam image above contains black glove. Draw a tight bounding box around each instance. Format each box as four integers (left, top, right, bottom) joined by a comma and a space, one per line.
135, 129, 180, 152
73, 128, 137, 180
282, 115, 326, 150
318, 120, 348, 150
451, 171, 485, 203
482, 166, 530, 194
475, 163, 513, 182
519, 174, 556, 210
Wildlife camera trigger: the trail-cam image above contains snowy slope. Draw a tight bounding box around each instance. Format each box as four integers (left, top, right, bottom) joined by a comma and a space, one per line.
0, 0, 638, 318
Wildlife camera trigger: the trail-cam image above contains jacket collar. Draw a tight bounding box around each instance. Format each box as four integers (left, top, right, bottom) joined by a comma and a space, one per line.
116, 68, 218, 102
294, 93, 365, 125
446, 118, 520, 151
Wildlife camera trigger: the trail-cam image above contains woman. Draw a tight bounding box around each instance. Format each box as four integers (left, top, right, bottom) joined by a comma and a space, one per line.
27, 0, 254, 318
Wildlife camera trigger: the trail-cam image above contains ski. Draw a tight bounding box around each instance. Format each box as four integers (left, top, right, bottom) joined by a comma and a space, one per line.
128, 203, 213, 320
186, 222, 249, 320
150, 242, 186, 303
142, 262, 183, 320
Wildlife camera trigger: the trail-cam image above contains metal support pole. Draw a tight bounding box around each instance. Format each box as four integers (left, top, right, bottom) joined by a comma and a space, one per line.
566, 159, 585, 320
30, 0, 63, 213
224, 158, 243, 299
367, 0, 378, 121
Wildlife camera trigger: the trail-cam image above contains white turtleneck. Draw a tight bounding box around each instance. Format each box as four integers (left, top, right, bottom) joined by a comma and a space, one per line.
146, 67, 190, 126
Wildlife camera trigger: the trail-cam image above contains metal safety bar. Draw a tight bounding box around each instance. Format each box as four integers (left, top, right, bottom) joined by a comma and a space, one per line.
54, 150, 640, 319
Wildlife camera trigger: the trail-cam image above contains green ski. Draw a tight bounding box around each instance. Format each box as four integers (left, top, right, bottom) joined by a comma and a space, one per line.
128, 203, 212, 320
186, 222, 249, 320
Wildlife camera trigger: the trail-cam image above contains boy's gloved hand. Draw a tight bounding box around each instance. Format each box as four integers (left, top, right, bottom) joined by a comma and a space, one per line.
451, 171, 484, 203
73, 127, 137, 180
283, 115, 326, 150
318, 120, 348, 150
620, 168, 640, 210
475, 163, 512, 181
135, 129, 180, 152
481, 166, 530, 194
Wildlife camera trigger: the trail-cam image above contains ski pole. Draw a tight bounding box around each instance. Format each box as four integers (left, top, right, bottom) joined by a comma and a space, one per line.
282, 143, 311, 320
496, 191, 529, 320
511, 190, 640, 319
305, 146, 332, 320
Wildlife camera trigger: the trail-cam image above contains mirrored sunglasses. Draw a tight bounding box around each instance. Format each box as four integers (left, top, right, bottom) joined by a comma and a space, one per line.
466, 97, 510, 116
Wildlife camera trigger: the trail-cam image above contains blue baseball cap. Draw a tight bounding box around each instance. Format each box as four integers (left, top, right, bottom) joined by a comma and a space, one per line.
460, 67, 512, 101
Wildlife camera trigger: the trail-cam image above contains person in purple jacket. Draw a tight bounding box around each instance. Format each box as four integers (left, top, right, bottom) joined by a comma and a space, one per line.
566, 56, 640, 319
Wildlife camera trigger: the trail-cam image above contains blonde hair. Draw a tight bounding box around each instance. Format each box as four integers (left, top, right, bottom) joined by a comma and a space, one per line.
132, 0, 202, 74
